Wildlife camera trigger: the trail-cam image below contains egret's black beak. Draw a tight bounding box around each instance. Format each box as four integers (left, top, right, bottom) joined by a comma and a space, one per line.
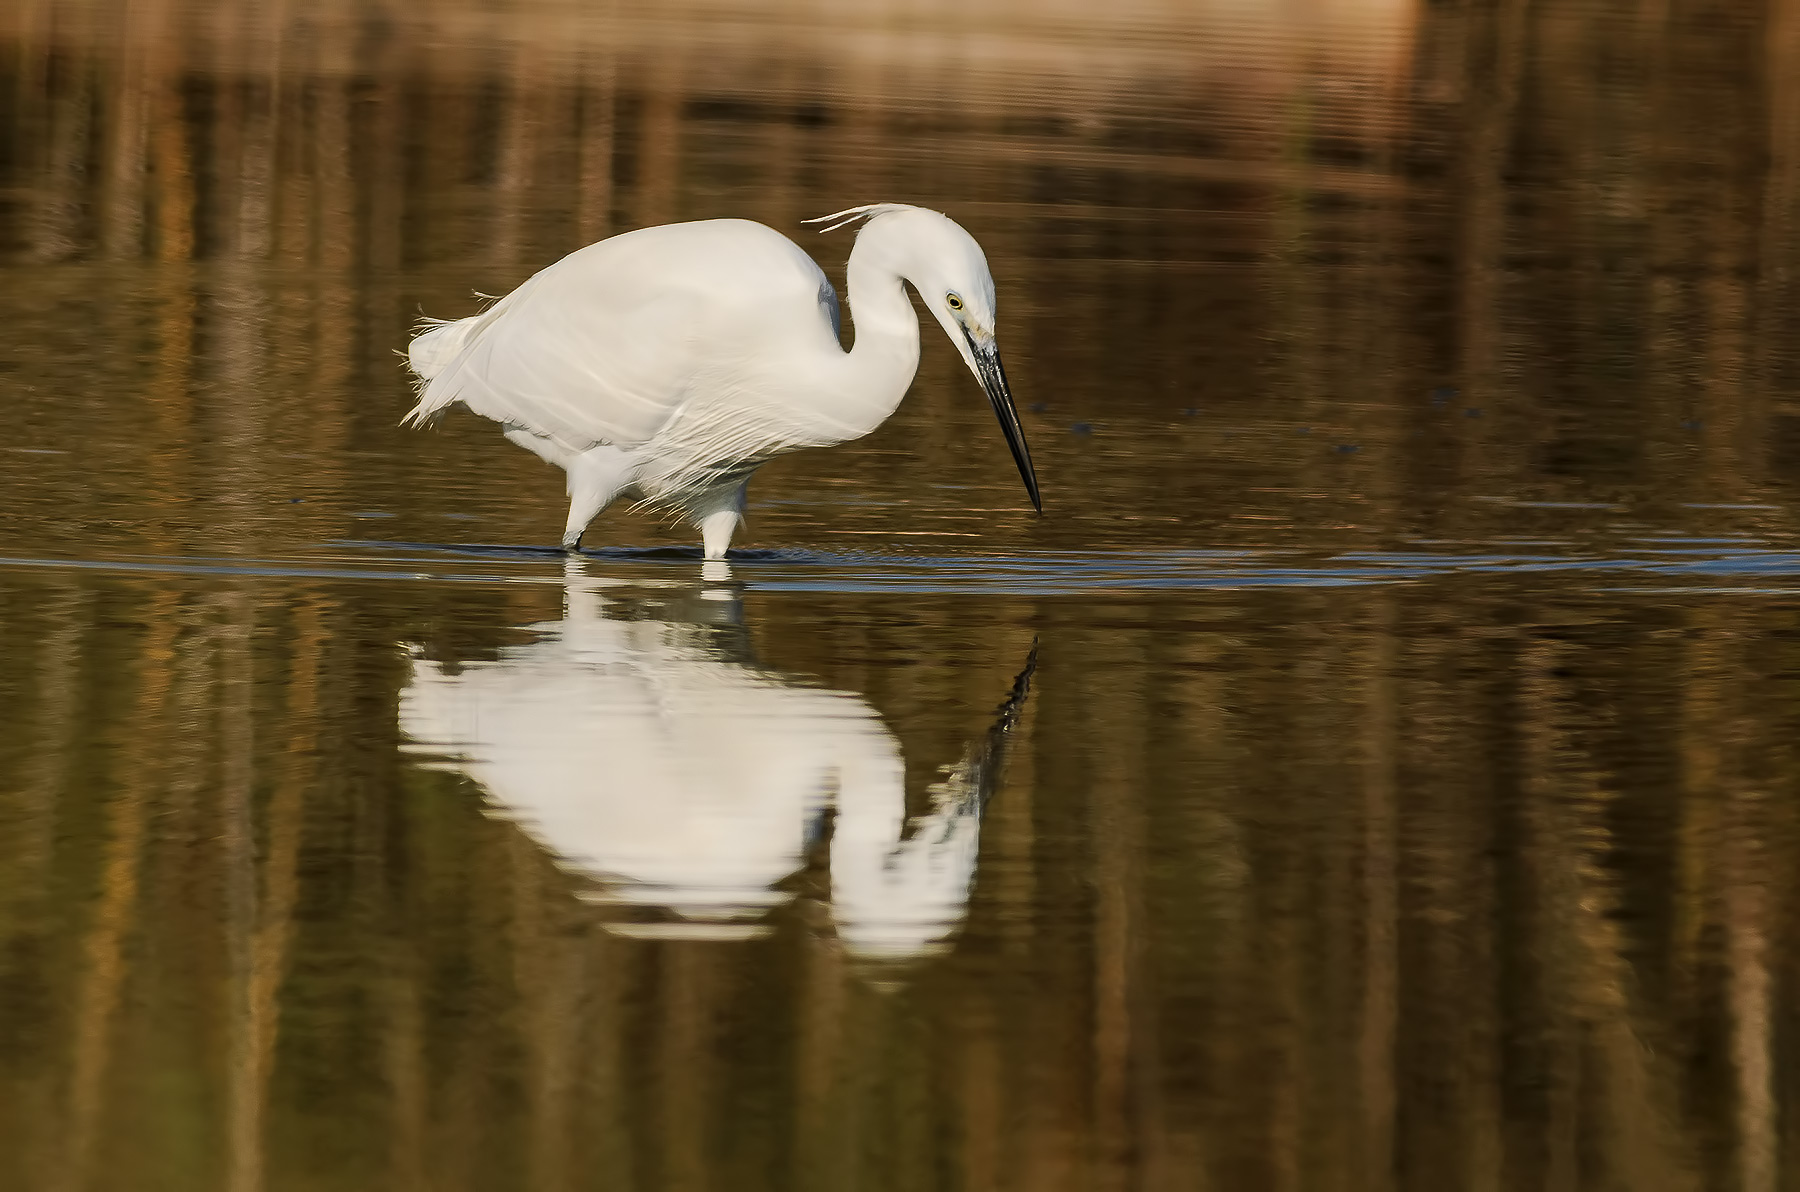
965, 332, 1041, 512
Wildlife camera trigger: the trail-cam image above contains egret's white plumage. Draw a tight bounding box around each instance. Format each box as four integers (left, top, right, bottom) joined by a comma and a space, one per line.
397, 565, 1033, 964
405, 203, 1039, 557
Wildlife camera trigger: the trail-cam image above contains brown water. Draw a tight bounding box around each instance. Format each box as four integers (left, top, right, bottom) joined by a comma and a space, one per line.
5, 2, 1800, 1189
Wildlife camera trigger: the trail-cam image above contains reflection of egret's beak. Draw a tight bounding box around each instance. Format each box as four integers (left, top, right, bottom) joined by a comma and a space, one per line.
964, 331, 1041, 512
830, 640, 1036, 968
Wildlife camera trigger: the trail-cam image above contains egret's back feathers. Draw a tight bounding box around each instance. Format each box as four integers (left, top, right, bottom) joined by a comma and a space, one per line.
403, 219, 848, 495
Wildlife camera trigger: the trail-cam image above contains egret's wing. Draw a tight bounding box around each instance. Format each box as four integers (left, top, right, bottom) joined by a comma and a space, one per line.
406, 221, 840, 455
408, 255, 702, 451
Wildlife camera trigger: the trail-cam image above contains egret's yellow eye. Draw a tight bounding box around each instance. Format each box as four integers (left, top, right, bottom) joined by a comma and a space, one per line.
946, 293, 964, 311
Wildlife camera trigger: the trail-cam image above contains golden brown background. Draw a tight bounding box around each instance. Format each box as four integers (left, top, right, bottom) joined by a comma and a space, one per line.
3, 2, 1800, 1190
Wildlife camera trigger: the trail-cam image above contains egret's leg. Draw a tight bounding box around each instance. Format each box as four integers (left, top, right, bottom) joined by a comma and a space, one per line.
700, 509, 740, 561
697, 482, 749, 560
561, 446, 634, 551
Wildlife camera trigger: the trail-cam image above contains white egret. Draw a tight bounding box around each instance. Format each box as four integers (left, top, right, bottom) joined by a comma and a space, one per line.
404, 203, 1040, 558
397, 565, 1034, 964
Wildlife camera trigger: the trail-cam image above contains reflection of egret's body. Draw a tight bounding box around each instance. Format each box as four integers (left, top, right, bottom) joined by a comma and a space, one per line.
399, 567, 1029, 961
403, 204, 1040, 557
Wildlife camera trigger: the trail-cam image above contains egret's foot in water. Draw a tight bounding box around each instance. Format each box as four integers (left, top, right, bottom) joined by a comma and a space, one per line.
699, 499, 746, 562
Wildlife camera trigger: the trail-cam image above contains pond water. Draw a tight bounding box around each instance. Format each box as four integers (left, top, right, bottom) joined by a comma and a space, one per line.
4, 2, 1800, 1190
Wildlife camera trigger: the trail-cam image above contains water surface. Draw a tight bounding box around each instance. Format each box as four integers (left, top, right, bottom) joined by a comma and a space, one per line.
4, 2, 1800, 1190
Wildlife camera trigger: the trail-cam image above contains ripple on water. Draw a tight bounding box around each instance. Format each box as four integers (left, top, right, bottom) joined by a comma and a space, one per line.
1, 539, 1797, 596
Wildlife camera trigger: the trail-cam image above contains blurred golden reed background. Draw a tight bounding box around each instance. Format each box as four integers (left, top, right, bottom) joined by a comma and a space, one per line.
3, 0, 1796, 553
5, 2, 1800, 1192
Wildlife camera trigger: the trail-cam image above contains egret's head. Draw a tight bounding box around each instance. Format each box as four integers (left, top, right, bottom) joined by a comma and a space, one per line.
806, 203, 1041, 512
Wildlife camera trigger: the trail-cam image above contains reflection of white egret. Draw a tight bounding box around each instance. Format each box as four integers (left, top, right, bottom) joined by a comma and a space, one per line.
398, 566, 1032, 963
403, 204, 1040, 557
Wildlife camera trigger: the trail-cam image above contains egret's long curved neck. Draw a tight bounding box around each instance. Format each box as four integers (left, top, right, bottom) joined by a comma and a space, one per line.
827, 224, 922, 441
829, 739, 981, 962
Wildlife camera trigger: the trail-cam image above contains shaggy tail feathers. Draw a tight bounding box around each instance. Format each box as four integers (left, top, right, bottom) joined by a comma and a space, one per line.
402, 316, 478, 427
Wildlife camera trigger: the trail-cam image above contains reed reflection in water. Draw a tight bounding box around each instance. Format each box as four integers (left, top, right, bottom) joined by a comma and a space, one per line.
4, 564, 1797, 1191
